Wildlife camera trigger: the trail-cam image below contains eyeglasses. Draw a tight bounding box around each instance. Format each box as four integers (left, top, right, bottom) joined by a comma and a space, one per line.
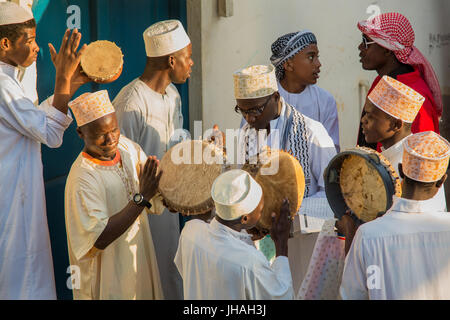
362, 35, 376, 49
235, 95, 272, 117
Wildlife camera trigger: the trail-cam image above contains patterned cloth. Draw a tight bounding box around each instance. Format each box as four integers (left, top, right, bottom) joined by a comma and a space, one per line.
68, 90, 115, 127
368, 75, 424, 123
233, 64, 278, 99
297, 219, 345, 300
403, 131, 450, 182
357, 12, 443, 117
270, 30, 317, 81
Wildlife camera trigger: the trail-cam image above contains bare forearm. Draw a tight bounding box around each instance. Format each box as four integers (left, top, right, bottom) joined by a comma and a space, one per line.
275, 240, 288, 257
52, 76, 71, 114
94, 201, 143, 250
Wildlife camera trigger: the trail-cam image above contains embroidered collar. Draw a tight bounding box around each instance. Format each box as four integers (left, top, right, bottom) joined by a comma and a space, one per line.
82, 151, 121, 166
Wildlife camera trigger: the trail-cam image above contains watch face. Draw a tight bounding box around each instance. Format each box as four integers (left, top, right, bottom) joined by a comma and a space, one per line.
134, 194, 143, 203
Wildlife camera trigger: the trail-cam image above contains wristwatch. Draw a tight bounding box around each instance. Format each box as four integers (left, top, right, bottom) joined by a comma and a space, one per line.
133, 193, 152, 209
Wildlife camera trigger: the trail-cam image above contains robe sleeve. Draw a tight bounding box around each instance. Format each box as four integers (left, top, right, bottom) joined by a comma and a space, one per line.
321, 93, 340, 152
305, 120, 337, 198
0, 79, 72, 148
339, 228, 369, 300
247, 256, 294, 300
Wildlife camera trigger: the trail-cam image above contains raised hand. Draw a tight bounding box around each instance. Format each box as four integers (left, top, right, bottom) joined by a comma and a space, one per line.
270, 198, 291, 257
139, 156, 163, 201
48, 29, 89, 96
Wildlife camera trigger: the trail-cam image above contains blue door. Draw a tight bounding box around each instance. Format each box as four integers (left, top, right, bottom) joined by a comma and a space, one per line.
34, 0, 188, 299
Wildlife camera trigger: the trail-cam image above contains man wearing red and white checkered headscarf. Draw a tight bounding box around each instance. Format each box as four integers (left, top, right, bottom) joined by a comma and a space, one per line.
356, 12, 442, 151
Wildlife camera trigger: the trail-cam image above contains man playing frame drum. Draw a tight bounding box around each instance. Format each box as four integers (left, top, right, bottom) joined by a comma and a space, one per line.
338, 75, 446, 252
340, 132, 450, 299
174, 169, 294, 299
233, 64, 336, 292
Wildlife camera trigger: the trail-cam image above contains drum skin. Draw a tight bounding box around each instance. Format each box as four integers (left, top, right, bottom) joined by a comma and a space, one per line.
324, 147, 402, 223
244, 150, 305, 231
80, 40, 123, 84
158, 140, 225, 215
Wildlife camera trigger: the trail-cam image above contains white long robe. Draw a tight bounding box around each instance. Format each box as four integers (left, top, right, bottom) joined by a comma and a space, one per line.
340, 196, 450, 299
174, 218, 294, 300
278, 82, 340, 152
64, 136, 163, 300
0, 61, 72, 299
112, 78, 183, 299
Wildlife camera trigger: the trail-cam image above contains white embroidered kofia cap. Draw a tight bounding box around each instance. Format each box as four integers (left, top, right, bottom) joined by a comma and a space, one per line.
0, 1, 33, 25
368, 75, 424, 123
143, 19, 191, 57
403, 131, 450, 182
68, 90, 116, 127
211, 169, 263, 221
233, 64, 278, 99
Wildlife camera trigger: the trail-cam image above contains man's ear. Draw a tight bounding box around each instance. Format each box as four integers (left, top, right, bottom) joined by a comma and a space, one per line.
0, 37, 11, 51
168, 55, 176, 69
240, 214, 249, 225
76, 127, 84, 139
436, 173, 447, 189
390, 118, 403, 133
273, 91, 280, 101
283, 59, 293, 72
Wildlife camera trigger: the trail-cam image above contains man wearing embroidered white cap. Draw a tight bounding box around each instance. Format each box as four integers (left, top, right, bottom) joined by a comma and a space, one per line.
174, 169, 294, 299
361, 75, 446, 211
338, 76, 446, 252
113, 19, 193, 300
234, 64, 337, 291
0, 0, 39, 104
0, 1, 90, 299
65, 90, 165, 300
341, 131, 450, 299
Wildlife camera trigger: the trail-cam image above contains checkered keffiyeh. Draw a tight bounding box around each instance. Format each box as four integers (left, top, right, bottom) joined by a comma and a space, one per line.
270, 30, 317, 81
358, 12, 443, 117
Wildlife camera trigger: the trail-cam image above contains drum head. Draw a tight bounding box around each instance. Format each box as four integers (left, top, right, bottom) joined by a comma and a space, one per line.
251, 150, 305, 230
158, 140, 225, 215
80, 40, 123, 83
324, 147, 402, 223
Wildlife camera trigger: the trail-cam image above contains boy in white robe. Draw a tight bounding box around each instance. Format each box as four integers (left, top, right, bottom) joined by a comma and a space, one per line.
340, 131, 450, 299
270, 30, 340, 152
0, 2, 89, 299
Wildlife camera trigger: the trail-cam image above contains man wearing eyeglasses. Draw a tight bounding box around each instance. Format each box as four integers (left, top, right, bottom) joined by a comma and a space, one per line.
234, 64, 336, 198
356, 12, 441, 151
233, 64, 337, 292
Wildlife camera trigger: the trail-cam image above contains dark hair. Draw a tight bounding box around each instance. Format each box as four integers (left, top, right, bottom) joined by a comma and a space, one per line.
0, 19, 36, 44
403, 174, 439, 188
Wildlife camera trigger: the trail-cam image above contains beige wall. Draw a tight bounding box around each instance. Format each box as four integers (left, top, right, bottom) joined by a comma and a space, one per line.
187, 0, 450, 150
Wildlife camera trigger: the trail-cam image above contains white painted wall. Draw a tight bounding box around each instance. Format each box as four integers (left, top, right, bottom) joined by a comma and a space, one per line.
187, 0, 449, 150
